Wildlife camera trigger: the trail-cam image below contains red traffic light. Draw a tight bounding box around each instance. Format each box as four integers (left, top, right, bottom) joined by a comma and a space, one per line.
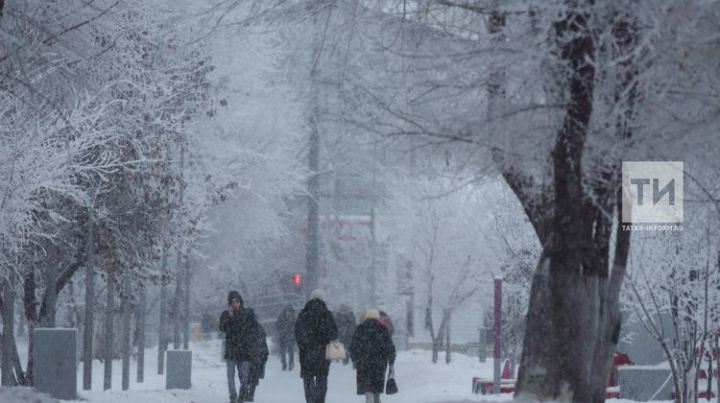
293, 273, 303, 287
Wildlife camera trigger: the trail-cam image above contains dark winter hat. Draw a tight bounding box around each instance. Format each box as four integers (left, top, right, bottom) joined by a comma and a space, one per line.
228, 290, 243, 306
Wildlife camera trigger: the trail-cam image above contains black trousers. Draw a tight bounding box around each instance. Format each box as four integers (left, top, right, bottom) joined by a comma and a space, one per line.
280, 341, 294, 369
302, 375, 328, 403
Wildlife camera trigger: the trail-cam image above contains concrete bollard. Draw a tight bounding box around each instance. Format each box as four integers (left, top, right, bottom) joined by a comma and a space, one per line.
33, 328, 77, 400
166, 350, 192, 390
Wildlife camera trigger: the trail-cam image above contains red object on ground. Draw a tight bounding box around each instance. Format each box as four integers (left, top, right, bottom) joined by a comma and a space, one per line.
501, 359, 513, 379
700, 369, 708, 379
606, 390, 621, 399
675, 391, 718, 399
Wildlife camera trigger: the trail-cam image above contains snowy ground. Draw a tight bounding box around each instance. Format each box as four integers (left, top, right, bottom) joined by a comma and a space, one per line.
2, 338, 662, 403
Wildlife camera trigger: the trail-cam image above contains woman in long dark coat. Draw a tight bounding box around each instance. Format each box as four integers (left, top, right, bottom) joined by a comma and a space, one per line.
295, 289, 338, 403
244, 308, 268, 402
350, 309, 396, 403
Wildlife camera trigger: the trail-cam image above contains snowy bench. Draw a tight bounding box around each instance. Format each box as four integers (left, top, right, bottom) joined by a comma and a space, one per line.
471, 378, 515, 394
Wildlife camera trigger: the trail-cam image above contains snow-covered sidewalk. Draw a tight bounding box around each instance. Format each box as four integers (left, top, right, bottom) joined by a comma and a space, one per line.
50, 338, 671, 403
60, 338, 507, 403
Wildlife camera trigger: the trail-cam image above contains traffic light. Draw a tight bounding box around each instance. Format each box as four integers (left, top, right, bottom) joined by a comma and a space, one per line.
292, 273, 303, 287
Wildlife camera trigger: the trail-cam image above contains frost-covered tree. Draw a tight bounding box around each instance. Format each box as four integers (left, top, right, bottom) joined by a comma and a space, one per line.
326, 0, 720, 401
624, 207, 720, 403
0, 0, 212, 386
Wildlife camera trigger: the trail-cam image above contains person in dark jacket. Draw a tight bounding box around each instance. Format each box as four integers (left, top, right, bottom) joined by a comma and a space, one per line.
351, 309, 396, 403
276, 304, 296, 371
244, 308, 268, 402
295, 289, 338, 403
219, 290, 251, 403
335, 304, 356, 365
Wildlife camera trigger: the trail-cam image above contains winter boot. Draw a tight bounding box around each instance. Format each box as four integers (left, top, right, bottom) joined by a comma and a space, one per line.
245, 384, 256, 402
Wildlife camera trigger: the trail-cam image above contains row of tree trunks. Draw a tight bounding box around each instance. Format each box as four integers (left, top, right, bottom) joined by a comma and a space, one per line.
137, 288, 146, 383
103, 273, 115, 390
158, 247, 168, 375
121, 276, 132, 391
83, 200, 96, 390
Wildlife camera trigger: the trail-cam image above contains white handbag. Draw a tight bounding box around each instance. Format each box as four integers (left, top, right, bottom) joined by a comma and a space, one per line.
325, 340, 347, 361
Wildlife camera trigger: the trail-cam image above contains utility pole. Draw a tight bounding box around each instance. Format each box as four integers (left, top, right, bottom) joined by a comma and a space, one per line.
182, 252, 191, 350
305, 1, 327, 296
173, 144, 185, 350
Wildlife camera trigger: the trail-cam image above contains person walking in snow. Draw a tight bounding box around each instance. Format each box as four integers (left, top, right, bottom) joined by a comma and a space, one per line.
219, 290, 252, 403
276, 304, 296, 371
335, 303, 356, 365
244, 308, 268, 402
295, 289, 338, 403
351, 309, 396, 403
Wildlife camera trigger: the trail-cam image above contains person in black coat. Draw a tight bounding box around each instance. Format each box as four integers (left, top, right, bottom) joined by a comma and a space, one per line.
295, 289, 338, 403
219, 290, 252, 403
335, 304, 356, 365
276, 304, 296, 371
244, 309, 268, 402
351, 309, 396, 403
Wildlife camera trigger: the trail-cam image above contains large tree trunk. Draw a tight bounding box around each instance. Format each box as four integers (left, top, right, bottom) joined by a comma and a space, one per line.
514, 1, 638, 396
515, 2, 611, 401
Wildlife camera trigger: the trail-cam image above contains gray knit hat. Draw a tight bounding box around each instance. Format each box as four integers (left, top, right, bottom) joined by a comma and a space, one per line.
310, 289, 325, 301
